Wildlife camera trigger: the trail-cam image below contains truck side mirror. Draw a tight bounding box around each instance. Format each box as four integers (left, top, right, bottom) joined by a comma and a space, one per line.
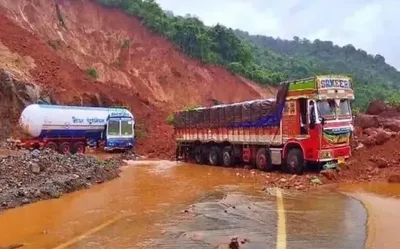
319, 117, 325, 125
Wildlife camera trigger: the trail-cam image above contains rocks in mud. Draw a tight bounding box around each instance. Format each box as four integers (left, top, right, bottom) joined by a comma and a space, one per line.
388, 174, 400, 183
4, 138, 21, 150
369, 156, 389, 168
359, 128, 392, 147
355, 114, 379, 129
354, 101, 400, 148
366, 100, 387, 115
0, 149, 121, 211
381, 119, 400, 132
320, 169, 338, 180
216, 237, 249, 249
110, 150, 140, 165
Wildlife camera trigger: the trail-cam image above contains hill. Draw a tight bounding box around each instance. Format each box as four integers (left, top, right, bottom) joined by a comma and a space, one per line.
234, 30, 400, 110
96, 0, 400, 110
0, 0, 273, 158
0, 0, 399, 157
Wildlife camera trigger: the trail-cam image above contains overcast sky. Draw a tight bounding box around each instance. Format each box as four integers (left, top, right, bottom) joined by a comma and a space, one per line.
156, 0, 400, 70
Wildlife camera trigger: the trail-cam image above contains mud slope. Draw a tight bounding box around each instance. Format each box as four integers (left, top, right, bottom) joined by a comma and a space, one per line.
0, 0, 274, 158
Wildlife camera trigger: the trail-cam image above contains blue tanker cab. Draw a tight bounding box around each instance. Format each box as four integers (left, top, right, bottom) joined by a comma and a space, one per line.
104, 111, 135, 151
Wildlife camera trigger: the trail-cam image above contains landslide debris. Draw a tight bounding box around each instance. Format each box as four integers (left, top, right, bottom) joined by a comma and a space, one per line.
336, 100, 400, 184
257, 100, 400, 190
0, 149, 121, 211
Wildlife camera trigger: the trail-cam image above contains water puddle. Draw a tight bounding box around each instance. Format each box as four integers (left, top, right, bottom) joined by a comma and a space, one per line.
339, 183, 400, 249
142, 188, 366, 249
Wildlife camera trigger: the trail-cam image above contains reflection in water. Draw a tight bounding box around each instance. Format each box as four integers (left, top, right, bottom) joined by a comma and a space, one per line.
0, 161, 368, 249
144, 189, 366, 249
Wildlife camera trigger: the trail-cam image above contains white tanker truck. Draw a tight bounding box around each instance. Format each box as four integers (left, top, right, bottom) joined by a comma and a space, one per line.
18, 104, 135, 154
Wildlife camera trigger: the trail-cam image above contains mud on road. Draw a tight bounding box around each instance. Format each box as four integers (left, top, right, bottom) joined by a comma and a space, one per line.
0, 161, 372, 249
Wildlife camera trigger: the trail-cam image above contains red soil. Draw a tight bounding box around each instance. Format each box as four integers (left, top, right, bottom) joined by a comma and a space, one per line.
0, 0, 274, 158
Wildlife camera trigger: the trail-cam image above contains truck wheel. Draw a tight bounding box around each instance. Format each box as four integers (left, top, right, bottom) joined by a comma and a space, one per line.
44, 142, 58, 151
72, 142, 85, 154
255, 148, 273, 171
222, 146, 235, 167
194, 146, 204, 164
285, 148, 304, 175
59, 142, 71, 155
208, 146, 222, 166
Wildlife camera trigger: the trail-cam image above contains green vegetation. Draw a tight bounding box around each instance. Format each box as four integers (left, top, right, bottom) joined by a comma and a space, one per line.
165, 113, 175, 125
95, 0, 400, 110
165, 104, 200, 125
134, 122, 148, 139
212, 99, 223, 105
95, 0, 285, 85
86, 67, 99, 79
234, 31, 400, 110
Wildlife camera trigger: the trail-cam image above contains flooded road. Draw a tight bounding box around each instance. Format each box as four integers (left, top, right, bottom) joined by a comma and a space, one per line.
339, 183, 400, 249
0, 160, 394, 249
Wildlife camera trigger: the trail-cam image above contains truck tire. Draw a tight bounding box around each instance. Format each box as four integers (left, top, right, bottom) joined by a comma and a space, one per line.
44, 142, 58, 151
208, 146, 222, 166
222, 146, 235, 167
194, 146, 205, 165
59, 142, 71, 154
285, 148, 304, 175
72, 142, 85, 154
255, 148, 273, 171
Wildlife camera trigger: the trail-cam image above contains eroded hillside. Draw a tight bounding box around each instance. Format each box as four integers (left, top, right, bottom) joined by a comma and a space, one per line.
0, 0, 274, 157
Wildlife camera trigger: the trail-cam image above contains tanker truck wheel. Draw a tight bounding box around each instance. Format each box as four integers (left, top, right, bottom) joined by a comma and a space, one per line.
72, 142, 85, 154
44, 142, 58, 152
59, 142, 71, 155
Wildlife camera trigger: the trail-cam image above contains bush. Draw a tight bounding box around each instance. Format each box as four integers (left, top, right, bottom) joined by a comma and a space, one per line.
87, 67, 99, 79
134, 122, 147, 139
165, 113, 175, 125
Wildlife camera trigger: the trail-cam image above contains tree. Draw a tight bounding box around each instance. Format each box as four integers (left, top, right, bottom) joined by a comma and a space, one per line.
95, 0, 400, 110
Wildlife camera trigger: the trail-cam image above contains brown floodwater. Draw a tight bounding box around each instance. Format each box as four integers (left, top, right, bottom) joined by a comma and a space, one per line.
338, 183, 400, 249
0, 159, 397, 249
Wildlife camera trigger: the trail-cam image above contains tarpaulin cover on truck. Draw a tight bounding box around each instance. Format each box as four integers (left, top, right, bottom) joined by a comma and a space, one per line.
173, 83, 290, 129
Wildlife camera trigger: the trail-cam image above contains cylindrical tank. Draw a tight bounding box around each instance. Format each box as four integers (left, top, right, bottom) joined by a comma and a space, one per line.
19, 104, 134, 138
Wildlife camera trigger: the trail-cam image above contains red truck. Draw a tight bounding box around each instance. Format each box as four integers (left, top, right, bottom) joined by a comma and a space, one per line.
172, 75, 354, 174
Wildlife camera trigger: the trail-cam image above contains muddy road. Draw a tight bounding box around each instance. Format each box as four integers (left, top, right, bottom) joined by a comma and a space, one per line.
0, 160, 399, 249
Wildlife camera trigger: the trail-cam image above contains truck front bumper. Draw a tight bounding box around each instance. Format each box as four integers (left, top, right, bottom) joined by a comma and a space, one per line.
317, 146, 351, 163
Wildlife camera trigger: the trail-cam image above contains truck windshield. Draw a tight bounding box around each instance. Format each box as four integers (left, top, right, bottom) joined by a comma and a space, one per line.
317, 99, 336, 118
317, 99, 351, 118
121, 120, 133, 136
107, 120, 120, 136
338, 99, 351, 116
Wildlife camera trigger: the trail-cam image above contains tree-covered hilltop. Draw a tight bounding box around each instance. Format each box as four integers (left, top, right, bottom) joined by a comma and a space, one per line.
96, 0, 285, 85
234, 30, 400, 109
95, 0, 400, 110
